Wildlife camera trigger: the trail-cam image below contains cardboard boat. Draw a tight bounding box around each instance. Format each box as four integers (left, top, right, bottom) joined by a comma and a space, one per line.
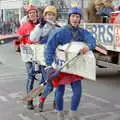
20, 42, 96, 80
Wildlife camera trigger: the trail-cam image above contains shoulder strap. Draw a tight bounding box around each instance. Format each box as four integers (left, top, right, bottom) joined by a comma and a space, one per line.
64, 30, 80, 67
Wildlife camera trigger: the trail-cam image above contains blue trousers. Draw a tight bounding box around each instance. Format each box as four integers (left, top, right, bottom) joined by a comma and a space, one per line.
39, 71, 55, 99
39, 66, 56, 101
41, 82, 54, 97
55, 80, 82, 111
25, 62, 35, 93
25, 62, 46, 93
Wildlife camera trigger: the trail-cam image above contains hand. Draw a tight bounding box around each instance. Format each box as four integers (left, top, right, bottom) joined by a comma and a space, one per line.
15, 39, 20, 45
44, 66, 57, 82
80, 46, 89, 55
45, 66, 56, 77
45, 66, 54, 70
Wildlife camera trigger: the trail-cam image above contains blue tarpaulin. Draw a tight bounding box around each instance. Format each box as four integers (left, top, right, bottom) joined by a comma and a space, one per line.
96, 8, 114, 16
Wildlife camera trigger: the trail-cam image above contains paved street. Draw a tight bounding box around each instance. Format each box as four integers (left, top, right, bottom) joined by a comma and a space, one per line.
0, 42, 120, 120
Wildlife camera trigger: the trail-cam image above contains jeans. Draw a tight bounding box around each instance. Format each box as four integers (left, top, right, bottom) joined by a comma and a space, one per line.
25, 61, 48, 93
55, 80, 82, 111
25, 62, 35, 93
39, 66, 56, 101
42, 82, 54, 97
38, 65, 47, 84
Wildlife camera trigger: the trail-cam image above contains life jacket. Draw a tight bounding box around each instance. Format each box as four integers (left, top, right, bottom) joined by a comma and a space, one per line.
16, 20, 39, 45
38, 20, 60, 44
52, 27, 84, 87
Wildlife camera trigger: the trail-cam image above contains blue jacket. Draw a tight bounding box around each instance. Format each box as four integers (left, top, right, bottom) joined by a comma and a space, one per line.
44, 25, 96, 65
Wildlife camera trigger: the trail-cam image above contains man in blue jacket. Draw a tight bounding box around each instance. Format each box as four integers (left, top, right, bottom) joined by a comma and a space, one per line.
44, 7, 96, 120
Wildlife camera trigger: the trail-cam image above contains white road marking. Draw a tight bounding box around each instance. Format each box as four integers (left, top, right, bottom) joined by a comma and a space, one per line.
8, 91, 24, 99
80, 102, 101, 108
101, 113, 120, 120
18, 114, 32, 120
80, 112, 112, 119
0, 96, 8, 102
0, 72, 25, 77
66, 87, 110, 104
83, 92, 110, 104
5, 64, 25, 70
114, 104, 120, 109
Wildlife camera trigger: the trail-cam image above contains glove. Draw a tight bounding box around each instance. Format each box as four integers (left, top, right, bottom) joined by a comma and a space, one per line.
14, 39, 20, 45
45, 66, 56, 76
39, 36, 48, 44
45, 66, 61, 86
45, 66, 57, 82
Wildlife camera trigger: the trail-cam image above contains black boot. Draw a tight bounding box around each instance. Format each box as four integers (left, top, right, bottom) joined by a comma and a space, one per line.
15, 46, 20, 53
38, 101, 44, 112
27, 100, 34, 110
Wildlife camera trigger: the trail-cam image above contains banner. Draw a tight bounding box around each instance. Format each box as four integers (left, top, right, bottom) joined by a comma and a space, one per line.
80, 23, 120, 52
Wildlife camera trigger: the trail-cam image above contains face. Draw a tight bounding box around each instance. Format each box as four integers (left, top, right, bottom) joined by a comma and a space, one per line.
102, 0, 113, 7
69, 14, 81, 28
44, 12, 56, 22
95, 3, 104, 11
28, 10, 37, 22
94, 1, 104, 11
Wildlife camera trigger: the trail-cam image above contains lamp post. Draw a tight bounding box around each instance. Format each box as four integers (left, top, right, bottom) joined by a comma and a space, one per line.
81, 0, 84, 8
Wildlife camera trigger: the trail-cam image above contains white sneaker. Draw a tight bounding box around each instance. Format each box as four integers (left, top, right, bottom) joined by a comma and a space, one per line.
65, 117, 79, 120
57, 111, 64, 120
65, 116, 72, 120
66, 111, 79, 120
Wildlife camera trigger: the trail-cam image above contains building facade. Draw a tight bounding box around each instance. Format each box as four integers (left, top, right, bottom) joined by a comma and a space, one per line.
0, 0, 120, 22
0, 0, 25, 22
